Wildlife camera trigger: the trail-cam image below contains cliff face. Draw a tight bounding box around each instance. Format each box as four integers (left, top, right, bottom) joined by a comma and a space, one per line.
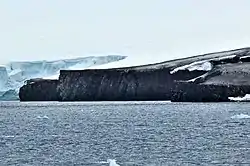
19, 47, 250, 102
19, 79, 58, 101
57, 65, 206, 101
170, 53, 250, 102
58, 69, 171, 101
171, 83, 250, 102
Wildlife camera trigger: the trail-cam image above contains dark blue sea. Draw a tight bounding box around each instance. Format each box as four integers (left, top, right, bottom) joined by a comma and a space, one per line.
0, 101, 249, 166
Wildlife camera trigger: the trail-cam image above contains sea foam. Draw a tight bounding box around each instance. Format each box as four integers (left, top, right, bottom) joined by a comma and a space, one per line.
231, 114, 250, 119
37, 115, 49, 119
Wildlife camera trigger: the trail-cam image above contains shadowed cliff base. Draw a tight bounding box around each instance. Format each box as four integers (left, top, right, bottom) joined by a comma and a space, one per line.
19, 79, 59, 101
171, 83, 250, 102
19, 47, 250, 102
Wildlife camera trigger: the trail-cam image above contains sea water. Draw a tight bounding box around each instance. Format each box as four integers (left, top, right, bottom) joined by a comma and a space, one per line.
0, 101, 249, 165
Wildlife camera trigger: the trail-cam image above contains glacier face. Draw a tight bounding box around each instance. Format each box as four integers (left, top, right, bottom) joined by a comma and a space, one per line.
0, 55, 126, 100
0, 66, 8, 89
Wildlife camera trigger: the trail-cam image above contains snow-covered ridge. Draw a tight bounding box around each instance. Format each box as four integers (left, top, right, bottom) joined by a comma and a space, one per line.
170, 61, 212, 74
0, 55, 126, 100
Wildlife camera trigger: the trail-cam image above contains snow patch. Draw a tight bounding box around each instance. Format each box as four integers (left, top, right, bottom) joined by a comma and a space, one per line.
229, 94, 250, 101
185, 73, 209, 83
88, 55, 170, 69
170, 55, 238, 74
231, 114, 250, 119
240, 55, 250, 59
43, 74, 59, 80
170, 61, 212, 74
215, 55, 237, 61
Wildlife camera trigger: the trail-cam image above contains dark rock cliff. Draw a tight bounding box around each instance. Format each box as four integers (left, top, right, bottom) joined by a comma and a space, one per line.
19, 79, 59, 101
171, 83, 250, 102
19, 47, 250, 102
58, 68, 199, 101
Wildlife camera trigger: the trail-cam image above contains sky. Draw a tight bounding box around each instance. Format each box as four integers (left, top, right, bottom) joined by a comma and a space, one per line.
1, 0, 250, 63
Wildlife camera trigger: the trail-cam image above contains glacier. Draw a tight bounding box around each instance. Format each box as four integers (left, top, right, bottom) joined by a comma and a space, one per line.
0, 55, 126, 100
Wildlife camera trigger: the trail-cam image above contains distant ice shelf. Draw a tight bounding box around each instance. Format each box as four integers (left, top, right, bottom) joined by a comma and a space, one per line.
0, 55, 126, 100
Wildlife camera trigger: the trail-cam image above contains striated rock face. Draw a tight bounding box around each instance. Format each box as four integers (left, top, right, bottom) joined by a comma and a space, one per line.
19, 47, 250, 102
170, 53, 250, 102
171, 83, 250, 102
19, 79, 58, 101
58, 69, 173, 101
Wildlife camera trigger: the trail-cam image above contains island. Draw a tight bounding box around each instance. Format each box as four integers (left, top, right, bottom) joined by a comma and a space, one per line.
19, 47, 250, 102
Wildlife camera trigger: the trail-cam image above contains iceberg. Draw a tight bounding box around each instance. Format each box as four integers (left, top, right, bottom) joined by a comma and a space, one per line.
0, 55, 126, 100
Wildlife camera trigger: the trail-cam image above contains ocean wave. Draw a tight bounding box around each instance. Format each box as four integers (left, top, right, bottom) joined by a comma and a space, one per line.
37, 115, 49, 119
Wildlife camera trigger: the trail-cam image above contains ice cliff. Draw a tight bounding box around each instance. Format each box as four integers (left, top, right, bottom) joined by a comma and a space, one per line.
0, 55, 126, 100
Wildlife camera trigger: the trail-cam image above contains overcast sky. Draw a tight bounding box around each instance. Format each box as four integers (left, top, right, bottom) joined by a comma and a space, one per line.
1, 0, 250, 63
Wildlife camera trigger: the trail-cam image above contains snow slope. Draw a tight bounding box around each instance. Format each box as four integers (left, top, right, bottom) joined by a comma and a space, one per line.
0, 55, 126, 100
88, 55, 172, 69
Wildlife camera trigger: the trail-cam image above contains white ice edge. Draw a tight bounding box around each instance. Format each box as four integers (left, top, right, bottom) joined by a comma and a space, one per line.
240, 55, 250, 59
228, 94, 250, 101
170, 61, 212, 74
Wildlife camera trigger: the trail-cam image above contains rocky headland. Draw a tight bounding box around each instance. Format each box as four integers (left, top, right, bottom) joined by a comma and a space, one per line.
19, 47, 250, 102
